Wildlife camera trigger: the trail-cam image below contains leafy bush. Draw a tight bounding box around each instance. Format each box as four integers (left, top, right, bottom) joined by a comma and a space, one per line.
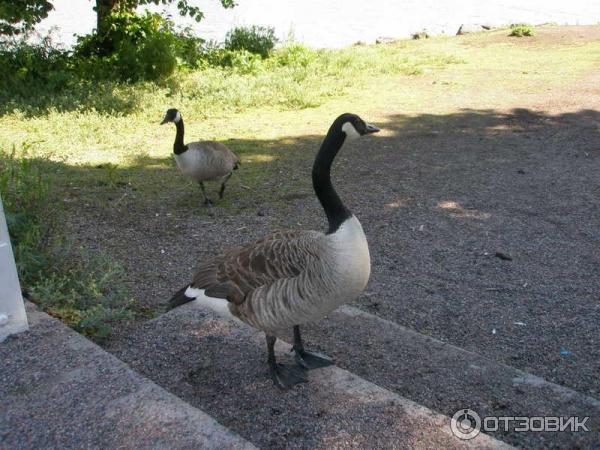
31, 252, 134, 342
0, 145, 135, 342
202, 48, 264, 74
74, 12, 184, 82
224, 25, 277, 58
271, 44, 318, 68
509, 24, 535, 37
0, 36, 72, 99
0, 14, 206, 112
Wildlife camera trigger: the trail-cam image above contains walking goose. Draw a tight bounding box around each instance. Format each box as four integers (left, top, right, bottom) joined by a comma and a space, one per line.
168, 113, 380, 388
161, 108, 240, 205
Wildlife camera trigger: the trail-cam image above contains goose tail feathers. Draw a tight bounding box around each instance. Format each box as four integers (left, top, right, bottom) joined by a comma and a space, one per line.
166, 284, 196, 311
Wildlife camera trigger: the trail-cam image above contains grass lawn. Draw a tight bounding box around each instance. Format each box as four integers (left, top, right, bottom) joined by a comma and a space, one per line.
3, 26, 598, 205
1, 25, 599, 339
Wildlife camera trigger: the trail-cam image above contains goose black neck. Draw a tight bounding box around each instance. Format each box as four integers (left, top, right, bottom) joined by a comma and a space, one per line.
173, 119, 187, 155
312, 127, 352, 234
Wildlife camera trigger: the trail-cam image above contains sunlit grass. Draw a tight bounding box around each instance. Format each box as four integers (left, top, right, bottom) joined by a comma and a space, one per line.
1, 27, 598, 212
1, 25, 598, 335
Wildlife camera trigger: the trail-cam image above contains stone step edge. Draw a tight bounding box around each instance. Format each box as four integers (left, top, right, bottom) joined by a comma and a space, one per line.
339, 305, 600, 409
25, 303, 257, 450
186, 297, 515, 449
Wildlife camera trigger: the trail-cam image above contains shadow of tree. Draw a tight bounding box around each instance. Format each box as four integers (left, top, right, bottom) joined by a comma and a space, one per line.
3, 105, 598, 448
6, 108, 599, 425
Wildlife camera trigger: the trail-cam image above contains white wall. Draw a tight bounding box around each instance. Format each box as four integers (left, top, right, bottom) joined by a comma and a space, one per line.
0, 196, 28, 343
36, 0, 600, 48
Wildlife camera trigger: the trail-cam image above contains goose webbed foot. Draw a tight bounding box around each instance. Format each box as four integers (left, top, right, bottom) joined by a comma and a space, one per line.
266, 334, 307, 389
292, 325, 334, 370
269, 363, 307, 389
293, 348, 334, 370
199, 181, 213, 207
219, 172, 233, 199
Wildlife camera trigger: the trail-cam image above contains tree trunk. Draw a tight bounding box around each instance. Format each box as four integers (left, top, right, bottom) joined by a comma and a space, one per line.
95, 0, 120, 35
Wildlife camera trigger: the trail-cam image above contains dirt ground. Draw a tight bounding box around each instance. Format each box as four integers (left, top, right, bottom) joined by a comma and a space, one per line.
66, 27, 600, 403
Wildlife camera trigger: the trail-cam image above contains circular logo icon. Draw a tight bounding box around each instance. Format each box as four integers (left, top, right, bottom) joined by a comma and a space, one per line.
450, 409, 481, 440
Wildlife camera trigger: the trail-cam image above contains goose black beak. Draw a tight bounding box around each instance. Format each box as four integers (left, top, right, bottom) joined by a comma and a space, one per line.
364, 123, 380, 134
160, 118, 169, 125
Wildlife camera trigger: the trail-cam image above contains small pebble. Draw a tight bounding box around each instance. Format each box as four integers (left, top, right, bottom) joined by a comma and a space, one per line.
495, 251, 513, 261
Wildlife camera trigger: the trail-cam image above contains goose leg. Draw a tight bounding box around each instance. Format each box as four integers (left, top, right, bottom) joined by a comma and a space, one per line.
198, 181, 213, 206
266, 334, 307, 389
219, 172, 233, 199
293, 325, 334, 370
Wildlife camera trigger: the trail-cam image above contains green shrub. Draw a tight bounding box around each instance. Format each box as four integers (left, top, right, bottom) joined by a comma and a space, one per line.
509, 24, 535, 37
224, 25, 277, 58
203, 48, 264, 73
74, 12, 181, 82
271, 44, 317, 68
0, 36, 72, 99
30, 252, 134, 342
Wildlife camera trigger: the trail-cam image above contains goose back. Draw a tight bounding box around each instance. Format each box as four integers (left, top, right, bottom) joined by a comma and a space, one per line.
175, 141, 239, 181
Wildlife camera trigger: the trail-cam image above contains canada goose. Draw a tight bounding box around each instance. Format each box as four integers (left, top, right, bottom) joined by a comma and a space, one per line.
161, 108, 240, 205
168, 113, 380, 388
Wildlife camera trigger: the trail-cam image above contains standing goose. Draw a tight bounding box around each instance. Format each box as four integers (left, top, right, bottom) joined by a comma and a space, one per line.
168, 113, 380, 388
161, 108, 240, 205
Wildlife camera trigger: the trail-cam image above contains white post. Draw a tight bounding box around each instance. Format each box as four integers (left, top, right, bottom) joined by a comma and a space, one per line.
0, 195, 28, 342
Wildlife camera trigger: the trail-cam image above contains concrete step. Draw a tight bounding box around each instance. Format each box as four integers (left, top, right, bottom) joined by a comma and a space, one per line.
108, 300, 512, 450
0, 303, 255, 450
288, 305, 600, 449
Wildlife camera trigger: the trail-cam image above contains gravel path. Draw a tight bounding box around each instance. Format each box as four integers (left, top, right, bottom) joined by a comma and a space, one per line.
65, 29, 600, 407
92, 104, 600, 401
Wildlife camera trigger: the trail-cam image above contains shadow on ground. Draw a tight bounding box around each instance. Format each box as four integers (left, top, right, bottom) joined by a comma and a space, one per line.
11, 107, 599, 404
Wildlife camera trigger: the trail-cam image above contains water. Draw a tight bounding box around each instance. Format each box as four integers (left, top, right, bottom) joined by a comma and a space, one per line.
37, 0, 600, 48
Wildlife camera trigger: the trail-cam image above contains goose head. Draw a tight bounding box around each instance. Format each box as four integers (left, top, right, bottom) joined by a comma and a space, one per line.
335, 113, 380, 141
160, 108, 182, 125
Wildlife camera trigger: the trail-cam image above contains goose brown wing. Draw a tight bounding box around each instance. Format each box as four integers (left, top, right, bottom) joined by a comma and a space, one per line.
191, 230, 321, 301
201, 141, 240, 164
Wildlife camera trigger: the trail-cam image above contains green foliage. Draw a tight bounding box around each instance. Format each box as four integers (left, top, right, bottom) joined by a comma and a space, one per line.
0, 11, 206, 105
74, 12, 190, 82
203, 48, 264, 73
224, 25, 277, 58
271, 44, 318, 68
96, 0, 235, 25
0, 144, 49, 282
0, 36, 72, 99
172, 43, 463, 111
0, 37, 462, 116
509, 24, 535, 37
0, 0, 53, 36
0, 145, 134, 342
30, 253, 133, 342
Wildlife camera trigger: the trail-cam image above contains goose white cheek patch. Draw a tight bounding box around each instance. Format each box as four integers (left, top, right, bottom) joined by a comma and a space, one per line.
174, 111, 182, 123
342, 122, 361, 140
